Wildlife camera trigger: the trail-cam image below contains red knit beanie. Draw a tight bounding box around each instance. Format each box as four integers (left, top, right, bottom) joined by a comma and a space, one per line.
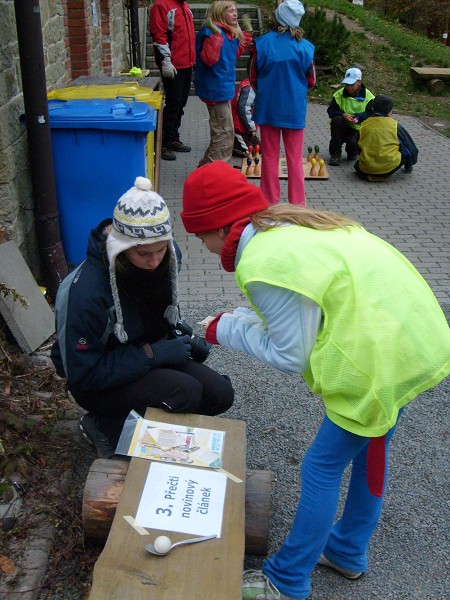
181, 161, 269, 233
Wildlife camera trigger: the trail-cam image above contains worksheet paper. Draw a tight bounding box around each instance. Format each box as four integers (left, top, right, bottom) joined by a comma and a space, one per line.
116, 413, 225, 468
135, 462, 227, 537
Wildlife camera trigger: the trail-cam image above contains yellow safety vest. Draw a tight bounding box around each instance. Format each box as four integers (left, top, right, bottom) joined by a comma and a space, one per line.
333, 87, 375, 130
358, 116, 402, 174
236, 225, 450, 437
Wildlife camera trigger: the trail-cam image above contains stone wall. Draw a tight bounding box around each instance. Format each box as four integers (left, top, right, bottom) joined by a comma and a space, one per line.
0, 0, 129, 281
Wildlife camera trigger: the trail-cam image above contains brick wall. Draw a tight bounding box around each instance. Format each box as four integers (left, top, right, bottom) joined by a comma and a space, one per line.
0, 0, 129, 279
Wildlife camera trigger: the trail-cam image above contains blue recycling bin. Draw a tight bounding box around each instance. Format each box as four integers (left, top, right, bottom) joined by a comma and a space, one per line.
47, 98, 157, 265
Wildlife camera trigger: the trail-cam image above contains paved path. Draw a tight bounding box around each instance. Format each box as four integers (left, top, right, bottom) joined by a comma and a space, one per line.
156, 97, 449, 600
161, 97, 449, 307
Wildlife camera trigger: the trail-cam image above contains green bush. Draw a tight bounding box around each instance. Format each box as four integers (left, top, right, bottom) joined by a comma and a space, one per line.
302, 7, 350, 68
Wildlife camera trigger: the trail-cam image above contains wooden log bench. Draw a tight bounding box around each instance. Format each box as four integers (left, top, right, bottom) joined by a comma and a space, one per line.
83, 459, 272, 556
409, 67, 450, 95
86, 408, 273, 599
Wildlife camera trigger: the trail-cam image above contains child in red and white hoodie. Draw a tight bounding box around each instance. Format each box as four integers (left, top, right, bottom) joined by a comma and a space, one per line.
195, 1, 253, 166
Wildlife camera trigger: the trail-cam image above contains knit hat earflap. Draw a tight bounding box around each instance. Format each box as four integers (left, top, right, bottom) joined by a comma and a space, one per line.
275, 0, 305, 28
107, 176, 179, 343
181, 161, 269, 234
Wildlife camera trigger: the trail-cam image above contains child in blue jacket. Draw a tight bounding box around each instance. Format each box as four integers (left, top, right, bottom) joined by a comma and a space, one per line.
195, 1, 252, 166
249, 0, 315, 205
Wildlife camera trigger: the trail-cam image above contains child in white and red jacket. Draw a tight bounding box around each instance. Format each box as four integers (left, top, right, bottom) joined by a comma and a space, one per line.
231, 77, 260, 157
195, 1, 253, 166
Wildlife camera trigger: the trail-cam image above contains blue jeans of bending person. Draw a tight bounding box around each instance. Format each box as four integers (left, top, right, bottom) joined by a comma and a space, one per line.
263, 413, 402, 599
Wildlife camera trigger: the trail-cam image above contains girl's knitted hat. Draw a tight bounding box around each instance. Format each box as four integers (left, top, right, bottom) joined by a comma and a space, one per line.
107, 176, 179, 343
181, 161, 269, 234
275, 0, 305, 28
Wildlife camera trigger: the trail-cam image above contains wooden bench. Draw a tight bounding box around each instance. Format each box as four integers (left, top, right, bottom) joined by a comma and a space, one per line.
409, 67, 450, 95
82, 460, 272, 555
87, 408, 272, 599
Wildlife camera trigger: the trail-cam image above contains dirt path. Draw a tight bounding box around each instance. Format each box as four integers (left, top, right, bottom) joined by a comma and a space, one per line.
324, 8, 389, 45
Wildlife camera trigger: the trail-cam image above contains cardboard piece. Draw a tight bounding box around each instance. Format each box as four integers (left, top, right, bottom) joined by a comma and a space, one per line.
0, 241, 55, 353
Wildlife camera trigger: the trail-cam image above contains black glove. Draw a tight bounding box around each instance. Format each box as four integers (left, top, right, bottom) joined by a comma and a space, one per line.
249, 133, 261, 148
151, 336, 192, 366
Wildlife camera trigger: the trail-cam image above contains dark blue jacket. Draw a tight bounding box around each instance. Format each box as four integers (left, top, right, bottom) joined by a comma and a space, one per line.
51, 221, 181, 393
397, 122, 418, 169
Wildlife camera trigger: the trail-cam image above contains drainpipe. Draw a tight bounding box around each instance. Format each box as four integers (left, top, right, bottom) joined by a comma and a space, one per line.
13, 0, 68, 302
129, 0, 142, 68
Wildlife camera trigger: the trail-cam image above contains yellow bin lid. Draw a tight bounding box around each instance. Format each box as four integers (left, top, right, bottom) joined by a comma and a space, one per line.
48, 83, 163, 110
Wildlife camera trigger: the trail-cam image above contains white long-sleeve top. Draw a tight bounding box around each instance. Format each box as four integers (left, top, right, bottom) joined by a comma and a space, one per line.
216, 224, 322, 374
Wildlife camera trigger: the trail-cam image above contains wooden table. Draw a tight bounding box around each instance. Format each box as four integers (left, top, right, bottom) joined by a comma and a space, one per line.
88, 408, 246, 600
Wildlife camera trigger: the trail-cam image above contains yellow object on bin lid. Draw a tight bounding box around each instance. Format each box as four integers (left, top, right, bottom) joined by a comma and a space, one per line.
48, 83, 163, 110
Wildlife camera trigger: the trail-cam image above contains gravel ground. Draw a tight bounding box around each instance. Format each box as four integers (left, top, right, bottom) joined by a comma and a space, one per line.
6, 302, 445, 600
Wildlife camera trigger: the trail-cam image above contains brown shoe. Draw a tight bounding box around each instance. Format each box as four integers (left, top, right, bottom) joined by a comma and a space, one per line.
328, 154, 341, 166
161, 147, 176, 161
170, 141, 191, 152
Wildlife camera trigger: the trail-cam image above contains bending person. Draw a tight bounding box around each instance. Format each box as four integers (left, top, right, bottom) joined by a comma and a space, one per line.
180, 161, 450, 600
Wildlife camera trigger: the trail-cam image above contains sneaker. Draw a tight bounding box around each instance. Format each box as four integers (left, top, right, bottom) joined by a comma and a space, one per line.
318, 554, 362, 580
170, 141, 191, 152
403, 166, 413, 173
161, 147, 176, 161
242, 570, 302, 599
242, 571, 280, 599
328, 154, 341, 166
78, 413, 116, 459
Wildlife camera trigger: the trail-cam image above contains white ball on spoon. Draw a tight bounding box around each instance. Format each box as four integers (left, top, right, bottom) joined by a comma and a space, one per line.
153, 535, 172, 554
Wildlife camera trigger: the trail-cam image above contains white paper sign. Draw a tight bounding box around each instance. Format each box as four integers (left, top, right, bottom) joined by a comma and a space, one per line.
135, 463, 227, 537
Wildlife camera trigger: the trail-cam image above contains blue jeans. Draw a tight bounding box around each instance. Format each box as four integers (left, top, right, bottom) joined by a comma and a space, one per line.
263, 413, 401, 599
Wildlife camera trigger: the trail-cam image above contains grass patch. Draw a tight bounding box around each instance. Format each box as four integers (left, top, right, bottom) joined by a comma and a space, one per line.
304, 0, 450, 68
308, 29, 450, 130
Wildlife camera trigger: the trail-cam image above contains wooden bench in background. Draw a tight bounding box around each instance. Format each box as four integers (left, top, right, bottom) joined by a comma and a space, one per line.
409, 67, 450, 95
86, 408, 273, 599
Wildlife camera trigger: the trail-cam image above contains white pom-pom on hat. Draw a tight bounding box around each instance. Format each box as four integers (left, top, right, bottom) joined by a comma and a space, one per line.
134, 176, 152, 191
